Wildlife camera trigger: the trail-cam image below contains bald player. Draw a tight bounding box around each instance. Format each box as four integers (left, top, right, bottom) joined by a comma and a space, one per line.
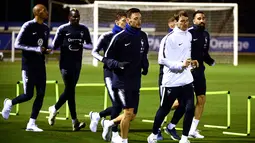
1, 4, 50, 132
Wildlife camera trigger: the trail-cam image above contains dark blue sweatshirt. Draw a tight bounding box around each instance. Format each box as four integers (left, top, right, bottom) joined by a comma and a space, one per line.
14, 19, 49, 71
52, 22, 92, 70
189, 25, 215, 69
92, 24, 123, 70
105, 24, 149, 90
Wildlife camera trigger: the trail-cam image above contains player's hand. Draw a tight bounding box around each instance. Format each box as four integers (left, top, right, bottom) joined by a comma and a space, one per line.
118, 62, 130, 69
182, 59, 191, 68
45, 49, 53, 54
141, 68, 148, 75
40, 47, 46, 53
102, 57, 108, 63
191, 60, 199, 68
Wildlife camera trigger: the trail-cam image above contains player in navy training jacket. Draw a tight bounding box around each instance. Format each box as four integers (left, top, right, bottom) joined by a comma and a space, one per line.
48, 8, 92, 131
101, 8, 149, 143
1, 4, 50, 132
89, 12, 127, 142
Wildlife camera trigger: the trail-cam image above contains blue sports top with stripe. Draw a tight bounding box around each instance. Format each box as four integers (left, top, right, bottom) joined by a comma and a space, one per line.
14, 19, 50, 71
52, 22, 92, 70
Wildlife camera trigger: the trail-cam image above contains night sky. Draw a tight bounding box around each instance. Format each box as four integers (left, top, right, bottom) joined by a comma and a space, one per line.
1, 0, 254, 33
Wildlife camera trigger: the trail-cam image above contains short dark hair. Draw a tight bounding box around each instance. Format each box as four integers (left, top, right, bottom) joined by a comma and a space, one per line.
115, 11, 127, 21
168, 16, 175, 23
126, 8, 141, 18
69, 8, 79, 16
193, 10, 204, 19
174, 10, 188, 21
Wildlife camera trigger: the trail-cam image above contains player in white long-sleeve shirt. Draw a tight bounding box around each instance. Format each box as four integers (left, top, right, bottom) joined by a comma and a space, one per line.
147, 11, 198, 143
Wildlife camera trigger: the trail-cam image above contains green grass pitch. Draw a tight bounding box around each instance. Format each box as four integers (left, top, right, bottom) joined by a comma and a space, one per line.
0, 55, 255, 143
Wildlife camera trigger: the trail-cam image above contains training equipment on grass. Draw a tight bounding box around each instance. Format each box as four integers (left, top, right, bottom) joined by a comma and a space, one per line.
140, 89, 231, 129
140, 87, 167, 124
0, 80, 64, 119
0, 82, 20, 116
204, 91, 231, 129
74, 83, 107, 118
42, 80, 69, 120
100, 86, 230, 130
45, 83, 107, 120
223, 95, 255, 136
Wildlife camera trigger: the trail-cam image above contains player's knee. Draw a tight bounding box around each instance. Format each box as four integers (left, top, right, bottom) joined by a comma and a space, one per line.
131, 114, 136, 121
186, 103, 195, 113
116, 107, 122, 114
123, 108, 134, 120
197, 95, 206, 106
171, 100, 179, 110
64, 87, 75, 96
159, 106, 171, 117
36, 94, 45, 101
161, 103, 172, 112
25, 93, 34, 100
36, 91, 45, 98
112, 106, 122, 115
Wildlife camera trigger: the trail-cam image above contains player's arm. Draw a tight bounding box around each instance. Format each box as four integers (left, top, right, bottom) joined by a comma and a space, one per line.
91, 33, 106, 62
141, 34, 149, 75
52, 26, 64, 50
158, 36, 189, 71
104, 36, 129, 69
43, 28, 52, 54
83, 26, 93, 50
14, 22, 42, 53
188, 33, 199, 68
203, 32, 215, 66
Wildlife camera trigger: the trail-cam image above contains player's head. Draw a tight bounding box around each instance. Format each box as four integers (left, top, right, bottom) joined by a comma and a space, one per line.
168, 16, 176, 29
174, 10, 189, 31
193, 10, 206, 28
33, 4, 48, 20
115, 12, 127, 29
126, 8, 142, 28
69, 8, 80, 25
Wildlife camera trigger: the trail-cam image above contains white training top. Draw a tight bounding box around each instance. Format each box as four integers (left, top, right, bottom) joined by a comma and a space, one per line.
158, 27, 193, 87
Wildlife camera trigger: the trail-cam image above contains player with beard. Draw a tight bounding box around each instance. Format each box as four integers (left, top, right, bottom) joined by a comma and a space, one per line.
165, 10, 215, 140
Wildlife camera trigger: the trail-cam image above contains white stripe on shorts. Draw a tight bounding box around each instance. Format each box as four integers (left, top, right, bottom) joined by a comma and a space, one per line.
160, 87, 166, 106
160, 85, 163, 97
21, 70, 28, 94
118, 89, 126, 106
105, 77, 115, 101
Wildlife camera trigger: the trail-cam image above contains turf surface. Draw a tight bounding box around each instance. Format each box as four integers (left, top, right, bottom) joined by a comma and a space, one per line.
0, 55, 255, 143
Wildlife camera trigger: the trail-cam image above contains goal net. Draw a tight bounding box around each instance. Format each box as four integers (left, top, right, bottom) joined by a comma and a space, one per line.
62, 1, 238, 66
9, 1, 238, 66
